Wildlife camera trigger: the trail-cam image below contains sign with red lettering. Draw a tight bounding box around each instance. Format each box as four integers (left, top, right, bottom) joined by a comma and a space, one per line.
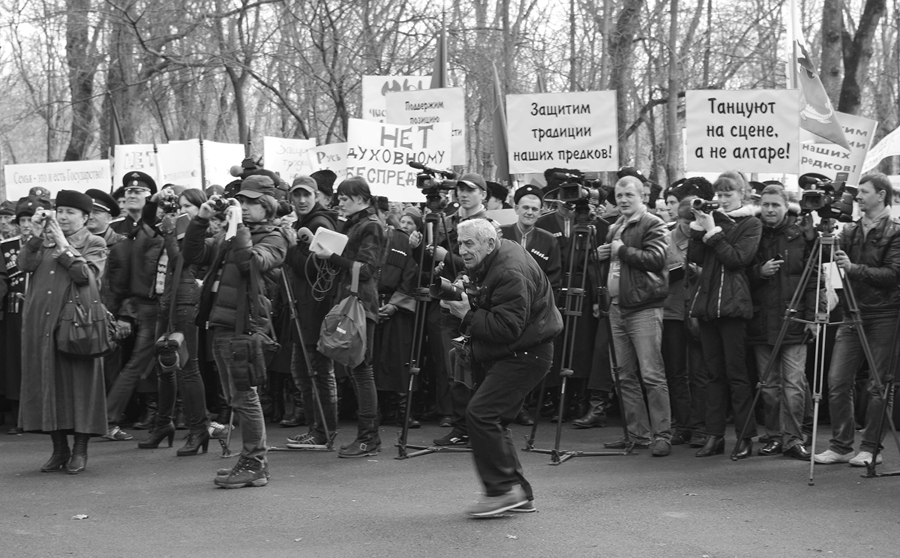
345, 118, 451, 202
685, 90, 800, 174
386, 88, 466, 165
361, 76, 430, 123
506, 91, 619, 174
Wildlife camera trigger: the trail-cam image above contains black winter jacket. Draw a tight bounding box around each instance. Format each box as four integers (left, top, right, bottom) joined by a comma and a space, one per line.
107, 221, 165, 315
602, 210, 669, 313
328, 207, 384, 322
285, 204, 338, 344
838, 213, 900, 317
461, 239, 563, 363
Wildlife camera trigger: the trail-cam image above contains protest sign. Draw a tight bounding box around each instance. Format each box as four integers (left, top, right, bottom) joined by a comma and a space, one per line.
799, 112, 877, 185
158, 140, 202, 189
685, 90, 800, 174
506, 91, 619, 174
345, 118, 451, 202
202, 140, 245, 188
385, 87, 466, 165
263, 136, 316, 182
308, 143, 348, 182
114, 144, 160, 186
361, 75, 430, 123
861, 125, 900, 174
4, 160, 110, 200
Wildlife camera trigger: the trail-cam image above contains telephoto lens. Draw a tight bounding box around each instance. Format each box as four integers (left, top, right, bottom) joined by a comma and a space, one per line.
429, 277, 464, 301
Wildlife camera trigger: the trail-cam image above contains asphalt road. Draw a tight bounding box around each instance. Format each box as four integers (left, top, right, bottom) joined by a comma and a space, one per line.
2, 421, 898, 558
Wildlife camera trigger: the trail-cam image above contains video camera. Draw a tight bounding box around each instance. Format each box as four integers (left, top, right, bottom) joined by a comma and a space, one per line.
798, 172, 855, 222
410, 162, 457, 212
544, 171, 601, 204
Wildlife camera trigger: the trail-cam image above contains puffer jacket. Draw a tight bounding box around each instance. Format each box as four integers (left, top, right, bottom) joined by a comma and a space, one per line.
107, 221, 165, 315
461, 239, 563, 363
746, 212, 818, 345
328, 206, 383, 322
602, 209, 669, 313
688, 205, 761, 321
838, 214, 900, 317
183, 216, 288, 332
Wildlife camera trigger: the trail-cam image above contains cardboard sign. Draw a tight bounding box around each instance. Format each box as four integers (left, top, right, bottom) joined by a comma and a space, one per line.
263, 136, 316, 182
308, 143, 349, 183
506, 91, 619, 174
158, 141, 202, 189
361, 75, 430, 123
3, 160, 111, 200
685, 89, 800, 174
114, 144, 160, 186
202, 140, 245, 189
345, 118, 451, 202
386, 88, 466, 165
799, 112, 877, 185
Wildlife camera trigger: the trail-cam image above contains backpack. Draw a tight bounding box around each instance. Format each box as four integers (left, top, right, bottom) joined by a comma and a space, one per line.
317, 262, 367, 368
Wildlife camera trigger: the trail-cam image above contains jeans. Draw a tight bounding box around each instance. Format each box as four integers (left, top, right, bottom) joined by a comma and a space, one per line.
755, 344, 808, 448
662, 319, 692, 433
290, 342, 337, 439
212, 328, 266, 460
609, 305, 671, 442
106, 302, 160, 425
699, 318, 757, 439
467, 342, 552, 498
826, 316, 899, 454
427, 302, 452, 416
347, 319, 378, 425
156, 305, 208, 433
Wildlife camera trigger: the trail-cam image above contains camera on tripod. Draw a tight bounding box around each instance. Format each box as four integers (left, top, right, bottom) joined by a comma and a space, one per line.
409, 162, 458, 212
544, 171, 601, 204
798, 172, 856, 222
691, 198, 721, 213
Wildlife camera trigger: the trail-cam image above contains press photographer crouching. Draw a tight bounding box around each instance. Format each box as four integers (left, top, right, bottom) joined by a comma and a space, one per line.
440, 219, 562, 517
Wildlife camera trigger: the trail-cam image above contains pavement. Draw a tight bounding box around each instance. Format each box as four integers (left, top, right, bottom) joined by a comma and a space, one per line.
1, 420, 899, 558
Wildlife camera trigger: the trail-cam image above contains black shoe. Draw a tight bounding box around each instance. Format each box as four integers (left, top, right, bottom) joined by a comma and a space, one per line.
757, 439, 783, 456
732, 438, 753, 460
438, 416, 453, 428
433, 432, 469, 446
783, 444, 811, 460
279, 408, 306, 428
137, 422, 176, 449
651, 439, 672, 457
41, 431, 70, 472
695, 435, 725, 457
514, 409, 535, 426
670, 431, 692, 445
688, 435, 708, 448
177, 430, 211, 456
604, 439, 649, 450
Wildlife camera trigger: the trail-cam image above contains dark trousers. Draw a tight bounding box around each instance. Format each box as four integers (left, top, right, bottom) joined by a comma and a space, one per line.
662, 319, 692, 432
467, 342, 553, 498
699, 318, 757, 439
441, 311, 472, 434
156, 305, 208, 433
106, 302, 159, 424
426, 302, 452, 416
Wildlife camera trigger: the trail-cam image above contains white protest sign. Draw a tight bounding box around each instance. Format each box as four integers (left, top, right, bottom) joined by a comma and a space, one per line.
361, 75, 430, 123
685, 90, 800, 174
385, 88, 465, 165
158, 140, 202, 189
263, 136, 316, 182
506, 91, 619, 174
202, 140, 245, 188
308, 143, 348, 182
345, 118, 451, 202
114, 144, 160, 186
799, 112, 877, 185
4, 160, 111, 200
862, 125, 900, 174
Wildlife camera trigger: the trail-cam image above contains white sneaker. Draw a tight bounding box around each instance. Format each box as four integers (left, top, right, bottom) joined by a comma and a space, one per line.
849, 451, 883, 467
814, 449, 852, 464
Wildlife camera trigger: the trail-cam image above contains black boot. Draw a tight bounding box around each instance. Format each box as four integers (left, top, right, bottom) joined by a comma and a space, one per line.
177, 428, 211, 456
41, 431, 70, 472
279, 387, 306, 428
174, 398, 187, 430
396, 392, 420, 429
137, 418, 175, 449
572, 391, 608, 429
338, 418, 381, 458
132, 395, 158, 430
67, 433, 90, 474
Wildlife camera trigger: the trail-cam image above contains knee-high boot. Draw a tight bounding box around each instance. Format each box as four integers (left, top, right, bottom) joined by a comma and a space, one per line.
41, 431, 70, 472
67, 433, 90, 474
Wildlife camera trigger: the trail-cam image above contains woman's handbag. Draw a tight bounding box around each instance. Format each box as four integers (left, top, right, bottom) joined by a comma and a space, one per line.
155, 253, 189, 371
56, 267, 118, 358
318, 262, 367, 369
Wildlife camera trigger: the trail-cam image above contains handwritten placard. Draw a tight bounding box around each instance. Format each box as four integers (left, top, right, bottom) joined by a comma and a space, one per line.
264, 136, 316, 182
386, 88, 465, 165
799, 112, 877, 185
308, 143, 348, 182
361, 75, 430, 123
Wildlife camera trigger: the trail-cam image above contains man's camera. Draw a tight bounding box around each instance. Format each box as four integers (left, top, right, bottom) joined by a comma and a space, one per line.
430, 277, 468, 302
798, 172, 855, 222
209, 195, 234, 214
691, 198, 721, 213
157, 187, 181, 214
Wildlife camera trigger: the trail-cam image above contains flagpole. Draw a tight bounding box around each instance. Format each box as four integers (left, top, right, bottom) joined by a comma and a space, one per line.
199, 131, 207, 189
153, 140, 162, 187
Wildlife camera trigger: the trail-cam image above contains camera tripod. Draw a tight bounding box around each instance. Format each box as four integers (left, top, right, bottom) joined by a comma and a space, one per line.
733, 220, 900, 483
523, 219, 632, 464
396, 208, 471, 459
269, 267, 337, 452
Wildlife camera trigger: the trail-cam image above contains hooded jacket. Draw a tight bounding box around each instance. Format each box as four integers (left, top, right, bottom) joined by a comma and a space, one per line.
688, 204, 761, 321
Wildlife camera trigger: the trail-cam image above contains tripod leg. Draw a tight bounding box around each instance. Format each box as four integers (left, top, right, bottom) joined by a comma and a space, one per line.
396, 367, 418, 458
552, 375, 570, 463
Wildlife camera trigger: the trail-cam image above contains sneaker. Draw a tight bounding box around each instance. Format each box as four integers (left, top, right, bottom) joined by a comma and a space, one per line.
466, 485, 528, 518
438, 416, 453, 428
849, 451, 883, 467
286, 432, 327, 449
814, 449, 853, 464
651, 439, 671, 457
509, 500, 536, 513
215, 460, 270, 481
103, 426, 133, 441
214, 457, 268, 488
433, 432, 469, 446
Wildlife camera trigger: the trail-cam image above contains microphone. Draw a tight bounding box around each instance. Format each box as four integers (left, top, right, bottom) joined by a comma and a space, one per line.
408, 161, 457, 179
229, 165, 244, 177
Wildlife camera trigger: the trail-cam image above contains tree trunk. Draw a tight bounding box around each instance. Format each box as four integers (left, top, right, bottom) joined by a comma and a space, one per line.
63, 0, 95, 161
608, 0, 645, 162
665, 0, 681, 185
819, 0, 843, 104
837, 0, 887, 115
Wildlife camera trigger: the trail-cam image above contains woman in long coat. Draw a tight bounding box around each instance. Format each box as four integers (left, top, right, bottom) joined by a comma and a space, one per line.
18, 190, 108, 474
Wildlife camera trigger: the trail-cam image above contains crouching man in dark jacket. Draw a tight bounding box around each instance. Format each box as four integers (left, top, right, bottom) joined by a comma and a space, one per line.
441, 219, 562, 518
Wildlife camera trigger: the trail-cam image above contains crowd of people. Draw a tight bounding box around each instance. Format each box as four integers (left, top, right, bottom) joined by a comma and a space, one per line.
0, 163, 897, 517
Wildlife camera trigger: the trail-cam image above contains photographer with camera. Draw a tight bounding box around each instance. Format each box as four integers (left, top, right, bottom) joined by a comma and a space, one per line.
747, 184, 817, 460
441, 218, 562, 517
688, 170, 761, 459
183, 175, 289, 487
814, 173, 900, 467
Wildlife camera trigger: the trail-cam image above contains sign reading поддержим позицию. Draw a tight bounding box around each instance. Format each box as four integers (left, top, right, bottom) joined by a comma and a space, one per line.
345, 118, 451, 203
685, 89, 800, 174
506, 91, 619, 174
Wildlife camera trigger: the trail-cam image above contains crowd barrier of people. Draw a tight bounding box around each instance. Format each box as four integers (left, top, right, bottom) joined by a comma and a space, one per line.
0, 164, 897, 517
